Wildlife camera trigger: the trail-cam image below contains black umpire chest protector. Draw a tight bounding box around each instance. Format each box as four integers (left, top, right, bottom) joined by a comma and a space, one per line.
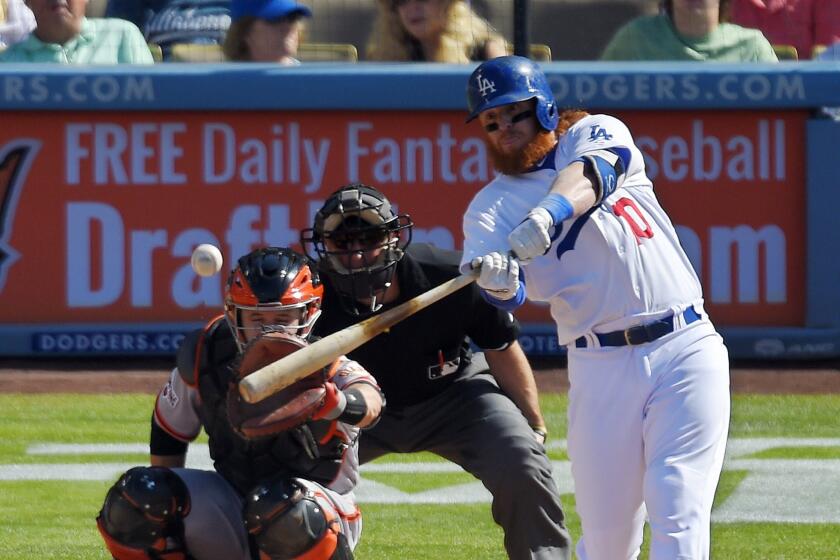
314, 245, 521, 409
182, 318, 347, 495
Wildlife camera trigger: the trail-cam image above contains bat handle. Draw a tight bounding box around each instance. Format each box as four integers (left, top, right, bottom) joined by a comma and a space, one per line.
469, 250, 521, 270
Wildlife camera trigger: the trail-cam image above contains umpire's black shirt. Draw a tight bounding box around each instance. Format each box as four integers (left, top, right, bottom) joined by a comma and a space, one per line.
314, 243, 520, 409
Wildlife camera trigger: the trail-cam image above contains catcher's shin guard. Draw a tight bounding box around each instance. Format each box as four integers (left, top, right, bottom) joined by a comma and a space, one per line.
96, 467, 191, 560
244, 478, 352, 560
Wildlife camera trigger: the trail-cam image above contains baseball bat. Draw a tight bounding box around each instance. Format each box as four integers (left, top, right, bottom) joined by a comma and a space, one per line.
239, 271, 478, 403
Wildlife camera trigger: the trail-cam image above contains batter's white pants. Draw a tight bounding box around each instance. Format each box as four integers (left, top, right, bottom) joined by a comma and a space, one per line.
172, 469, 362, 560
567, 320, 730, 560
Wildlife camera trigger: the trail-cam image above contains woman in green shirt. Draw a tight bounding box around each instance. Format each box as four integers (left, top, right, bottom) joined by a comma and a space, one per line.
601, 0, 777, 62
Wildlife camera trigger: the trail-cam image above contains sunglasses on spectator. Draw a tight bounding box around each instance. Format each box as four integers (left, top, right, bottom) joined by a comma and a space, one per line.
483, 109, 534, 133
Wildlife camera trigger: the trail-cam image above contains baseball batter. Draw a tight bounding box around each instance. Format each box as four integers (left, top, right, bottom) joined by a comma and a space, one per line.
96, 247, 383, 560
460, 56, 730, 560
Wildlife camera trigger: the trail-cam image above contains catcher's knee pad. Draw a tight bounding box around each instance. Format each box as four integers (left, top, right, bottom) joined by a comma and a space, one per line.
244, 478, 352, 560
96, 466, 191, 560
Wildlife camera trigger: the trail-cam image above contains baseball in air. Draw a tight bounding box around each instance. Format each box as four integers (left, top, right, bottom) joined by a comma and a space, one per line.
191, 244, 223, 277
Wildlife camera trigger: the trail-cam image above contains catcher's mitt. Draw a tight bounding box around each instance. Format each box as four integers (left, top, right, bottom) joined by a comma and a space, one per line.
226, 332, 338, 439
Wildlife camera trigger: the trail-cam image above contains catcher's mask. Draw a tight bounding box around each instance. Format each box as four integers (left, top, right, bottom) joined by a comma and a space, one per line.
301, 184, 412, 316
225, 247, 323, 351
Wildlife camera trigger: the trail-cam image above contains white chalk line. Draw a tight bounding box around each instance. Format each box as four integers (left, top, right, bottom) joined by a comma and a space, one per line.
7, 439, 840, 522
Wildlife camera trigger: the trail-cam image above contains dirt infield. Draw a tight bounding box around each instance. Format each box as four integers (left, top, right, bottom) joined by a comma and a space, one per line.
1, 357, 839, 394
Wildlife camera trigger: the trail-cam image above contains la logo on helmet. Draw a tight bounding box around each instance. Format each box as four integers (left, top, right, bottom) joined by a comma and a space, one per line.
476, 72, 496, 97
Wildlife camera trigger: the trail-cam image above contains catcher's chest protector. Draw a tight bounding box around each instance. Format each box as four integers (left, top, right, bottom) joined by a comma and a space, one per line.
191, 326, 347, 495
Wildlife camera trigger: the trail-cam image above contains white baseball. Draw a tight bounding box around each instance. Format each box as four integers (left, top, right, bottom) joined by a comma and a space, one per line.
191, 244, 223, 277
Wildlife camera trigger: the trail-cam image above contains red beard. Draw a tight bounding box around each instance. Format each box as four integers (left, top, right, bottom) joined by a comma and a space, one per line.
486, 129, 558, 175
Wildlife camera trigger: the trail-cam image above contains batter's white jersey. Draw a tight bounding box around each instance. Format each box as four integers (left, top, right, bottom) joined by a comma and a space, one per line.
461, 114, 703, 345
154, 355, 374, 495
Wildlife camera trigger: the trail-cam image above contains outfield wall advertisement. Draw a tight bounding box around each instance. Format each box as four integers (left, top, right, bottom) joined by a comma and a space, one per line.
0, 109, 808, 355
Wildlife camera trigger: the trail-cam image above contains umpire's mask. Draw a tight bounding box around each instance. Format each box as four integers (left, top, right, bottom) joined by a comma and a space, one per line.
301, 184, 412, 316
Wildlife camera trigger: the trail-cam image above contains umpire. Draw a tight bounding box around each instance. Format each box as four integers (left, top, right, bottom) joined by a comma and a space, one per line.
302, 184, 571, 560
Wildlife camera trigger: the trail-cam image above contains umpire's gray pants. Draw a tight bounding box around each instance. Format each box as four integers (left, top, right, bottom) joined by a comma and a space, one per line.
359, 354, 571, 560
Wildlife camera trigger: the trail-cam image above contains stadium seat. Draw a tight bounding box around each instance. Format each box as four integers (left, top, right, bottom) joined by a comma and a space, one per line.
812, 44, 827, 59
772, 44, 798, 60
298, 43, 358, 62
170, 43, 225, 62
168, 42, 358, 63
529, 44, 552, 62
148, 43, 163, 63
506, 43, 552, 61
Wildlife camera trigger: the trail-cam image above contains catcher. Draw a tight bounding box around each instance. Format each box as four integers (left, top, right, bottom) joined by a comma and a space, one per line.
96, 247, 383, 560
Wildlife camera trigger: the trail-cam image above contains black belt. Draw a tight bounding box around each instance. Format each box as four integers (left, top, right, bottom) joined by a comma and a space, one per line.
575, 307, 702, 348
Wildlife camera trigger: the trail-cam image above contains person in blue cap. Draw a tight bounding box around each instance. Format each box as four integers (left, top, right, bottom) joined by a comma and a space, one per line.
223, 0, 311, 63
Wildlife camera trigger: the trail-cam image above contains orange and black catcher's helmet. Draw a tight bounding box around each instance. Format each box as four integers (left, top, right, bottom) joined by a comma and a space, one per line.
225, 247, 323, 350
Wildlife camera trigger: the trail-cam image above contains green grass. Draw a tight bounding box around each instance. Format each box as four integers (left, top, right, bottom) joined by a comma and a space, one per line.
747, 447, 840, 459
358, 504, 508, 559
369, 451, 441, 464
1, 453, 151, 464
0, 394, 154, 463
1, 394, 839, 558
0, 481, 112, 559
712, 470, 749, 509
713, 524, 840, 560
728, 395, 840, 437
363, 471, 478, 493
359, 494, 585, 560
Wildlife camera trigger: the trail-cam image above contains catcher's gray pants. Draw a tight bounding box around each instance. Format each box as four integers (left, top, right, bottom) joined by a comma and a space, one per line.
359, 354, 571, 560
171, 470, 361, 560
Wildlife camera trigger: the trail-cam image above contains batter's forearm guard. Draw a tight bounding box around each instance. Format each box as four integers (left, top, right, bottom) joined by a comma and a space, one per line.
576, 149, 626, 204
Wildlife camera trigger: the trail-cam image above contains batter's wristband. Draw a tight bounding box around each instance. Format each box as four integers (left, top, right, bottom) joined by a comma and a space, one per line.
537, 193, 574, 225
531, 425, 548, 441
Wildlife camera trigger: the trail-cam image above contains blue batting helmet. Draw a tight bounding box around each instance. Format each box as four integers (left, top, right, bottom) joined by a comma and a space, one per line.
466, 55, 558, 131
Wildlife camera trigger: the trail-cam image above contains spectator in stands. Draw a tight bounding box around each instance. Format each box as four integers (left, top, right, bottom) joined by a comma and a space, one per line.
223, 0, 310, 63
366, 0, 506, 62
105, 0, 230, 61
730, 0, 840, 60
0, 0, 153, 62
601, 0, 778, 61
0, 0, 36, 49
